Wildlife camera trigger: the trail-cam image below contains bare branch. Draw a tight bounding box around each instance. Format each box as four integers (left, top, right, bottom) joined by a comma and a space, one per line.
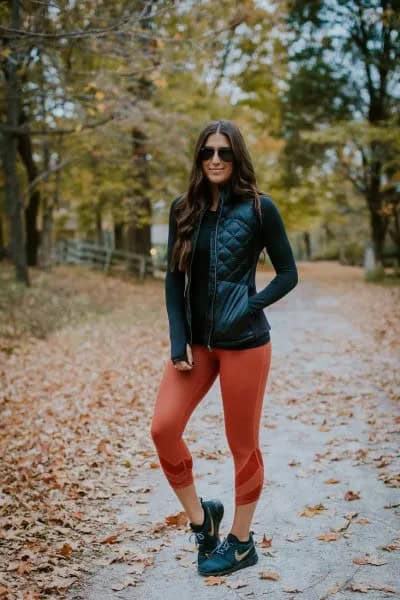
0, 115, 114, 136
0, 2, 173, 40
22, 156, 72, 201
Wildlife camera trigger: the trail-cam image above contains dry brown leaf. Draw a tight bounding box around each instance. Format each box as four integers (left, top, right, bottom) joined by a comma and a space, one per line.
261, 533, 272, 547
355, 518, 370, 525
352, 555, 387, 565
316, 532, 342, 542
59, 543, 74, 557
259, 570, 280, 580
204, 575, 226, 585
226, 578, 248, 589
349, 581, 397, 593
111, 576, 140, 591
344, 490, 361, 501
100, 534, 119, 544
299, 503, 326, 517
165, 511, 188, 527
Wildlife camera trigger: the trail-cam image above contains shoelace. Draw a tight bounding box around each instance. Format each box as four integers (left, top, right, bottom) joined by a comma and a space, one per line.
215, 537, 230, 555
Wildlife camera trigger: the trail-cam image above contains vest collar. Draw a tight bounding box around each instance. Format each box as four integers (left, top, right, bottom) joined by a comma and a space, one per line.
218, 181, 235, 205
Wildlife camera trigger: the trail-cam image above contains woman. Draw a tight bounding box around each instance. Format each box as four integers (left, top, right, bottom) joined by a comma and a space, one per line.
150, 119, 298, 577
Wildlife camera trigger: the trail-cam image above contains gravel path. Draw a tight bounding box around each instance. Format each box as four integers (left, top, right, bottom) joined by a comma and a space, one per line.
71, 264, 399, 600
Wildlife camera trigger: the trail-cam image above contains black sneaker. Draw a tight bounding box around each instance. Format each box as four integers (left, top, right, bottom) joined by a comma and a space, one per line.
188, 496, 224, 566
198, 530, 258, 576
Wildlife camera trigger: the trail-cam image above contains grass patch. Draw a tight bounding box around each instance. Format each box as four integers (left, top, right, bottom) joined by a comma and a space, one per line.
0, 263, 138, 352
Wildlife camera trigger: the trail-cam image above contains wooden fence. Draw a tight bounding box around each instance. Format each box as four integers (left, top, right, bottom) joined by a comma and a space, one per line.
54, 239, 399, 281
55, 239, 167, 280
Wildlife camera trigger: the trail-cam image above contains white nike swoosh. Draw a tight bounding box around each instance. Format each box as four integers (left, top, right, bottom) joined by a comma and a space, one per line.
235, 547, 252, 561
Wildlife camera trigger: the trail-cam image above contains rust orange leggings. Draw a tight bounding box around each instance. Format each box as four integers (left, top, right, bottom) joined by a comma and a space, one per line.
150, 341, 271, 506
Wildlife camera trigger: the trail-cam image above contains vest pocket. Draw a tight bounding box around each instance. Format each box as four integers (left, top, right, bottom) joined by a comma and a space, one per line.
213, 281, 254, 341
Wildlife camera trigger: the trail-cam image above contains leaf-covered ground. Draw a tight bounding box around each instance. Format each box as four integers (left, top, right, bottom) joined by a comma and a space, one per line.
0, 262, 399, 599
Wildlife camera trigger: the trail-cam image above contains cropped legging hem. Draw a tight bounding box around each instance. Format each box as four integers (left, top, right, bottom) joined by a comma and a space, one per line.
150, 341, 271, 506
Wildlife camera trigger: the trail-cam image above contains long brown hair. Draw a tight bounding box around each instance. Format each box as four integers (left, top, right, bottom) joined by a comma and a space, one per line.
170, 119, 266, 273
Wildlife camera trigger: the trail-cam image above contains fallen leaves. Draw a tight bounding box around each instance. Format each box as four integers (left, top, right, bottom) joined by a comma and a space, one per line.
349, 581, 397, 594
111, 576, 141, 591
100, 534, 120, 545
0, 269, 169, 596
58, 542, 74, 557
316, 532, 343, 542
0, 587, 10, 599
261, 533, 272, 547
299, 503, 327, 517
204, 575, 226, 585
0, 262, 399, 597
381, 538, 400, 552
164, 511, 188, 528
226, 578, 248, 589
259, 570, 280, 580
352, 555, 387, 566
344, 490, 361, 501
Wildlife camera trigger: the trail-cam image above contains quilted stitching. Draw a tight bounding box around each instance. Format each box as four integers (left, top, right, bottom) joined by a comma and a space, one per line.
217, 213, 258, 283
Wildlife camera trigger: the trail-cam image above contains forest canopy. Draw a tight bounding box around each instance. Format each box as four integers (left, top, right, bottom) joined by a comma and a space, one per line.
1, 0, 399, 284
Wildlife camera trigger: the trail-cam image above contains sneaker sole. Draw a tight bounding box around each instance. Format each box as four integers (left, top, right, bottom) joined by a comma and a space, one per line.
198, 551, 258, 576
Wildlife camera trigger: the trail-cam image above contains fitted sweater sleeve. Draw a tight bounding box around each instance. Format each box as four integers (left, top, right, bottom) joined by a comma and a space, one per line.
165, 196, 188, 363
247, 196, 298, 313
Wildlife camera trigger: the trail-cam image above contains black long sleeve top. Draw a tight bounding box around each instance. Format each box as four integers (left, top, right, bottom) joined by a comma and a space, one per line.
165, 195, 298, 363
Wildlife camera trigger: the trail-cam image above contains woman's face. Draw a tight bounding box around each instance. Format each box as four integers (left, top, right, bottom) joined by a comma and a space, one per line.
201, 132, 234, 186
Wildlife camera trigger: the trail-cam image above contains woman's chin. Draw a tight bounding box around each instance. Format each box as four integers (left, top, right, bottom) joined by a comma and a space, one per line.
208, 174, 231, 185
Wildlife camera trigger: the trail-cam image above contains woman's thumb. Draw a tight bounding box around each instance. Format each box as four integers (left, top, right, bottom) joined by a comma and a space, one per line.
187, 343, 194, 365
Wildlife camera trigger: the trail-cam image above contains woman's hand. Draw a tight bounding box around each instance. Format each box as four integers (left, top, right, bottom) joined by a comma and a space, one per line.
174, 344, 194, 370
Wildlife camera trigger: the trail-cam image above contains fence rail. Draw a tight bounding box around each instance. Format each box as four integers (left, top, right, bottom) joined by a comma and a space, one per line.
55, 239, 167, 279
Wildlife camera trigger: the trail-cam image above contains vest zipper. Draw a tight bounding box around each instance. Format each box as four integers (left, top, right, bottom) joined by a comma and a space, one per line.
207, 192, 224, 351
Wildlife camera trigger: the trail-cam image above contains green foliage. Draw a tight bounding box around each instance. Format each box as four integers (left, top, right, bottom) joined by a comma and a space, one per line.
365, 265, 386, 282
2, 0, 398, 260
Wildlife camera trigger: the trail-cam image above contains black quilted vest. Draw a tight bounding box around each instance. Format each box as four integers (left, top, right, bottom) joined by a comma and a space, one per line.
183, 185, 271, 350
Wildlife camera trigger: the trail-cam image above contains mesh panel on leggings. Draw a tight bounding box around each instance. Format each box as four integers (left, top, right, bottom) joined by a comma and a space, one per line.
158, 455, 193, 488
235, 447, 264, 505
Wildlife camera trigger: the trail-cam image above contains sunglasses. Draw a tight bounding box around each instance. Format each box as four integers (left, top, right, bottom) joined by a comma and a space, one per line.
199, 145, 235, 162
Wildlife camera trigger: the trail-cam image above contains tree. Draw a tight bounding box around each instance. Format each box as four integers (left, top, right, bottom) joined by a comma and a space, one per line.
1, 0, 28, 283
283, 0, 400, 265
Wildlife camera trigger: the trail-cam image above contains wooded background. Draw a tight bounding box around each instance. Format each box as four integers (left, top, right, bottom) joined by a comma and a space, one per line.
1, 0, 399, 285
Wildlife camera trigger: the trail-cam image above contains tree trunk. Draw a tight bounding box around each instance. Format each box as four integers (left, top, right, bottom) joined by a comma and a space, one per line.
17, 112, 41, 267
0, 215, 4, 252
303, 231, 311, 260
39, 207, 53, 269
95, 204, 103, 245
125, 2, 155, 275
114, 223, 124, 250
369, 205, 387, 266
1, 0, 29, 284
127, 128, 152, 266
366, 149, 387, 265
40, 135, 63, 268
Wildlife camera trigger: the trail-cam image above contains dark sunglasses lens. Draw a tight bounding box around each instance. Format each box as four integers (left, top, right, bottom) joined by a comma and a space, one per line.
219, 148, 234, 161
200, 147, 214, 160
200, 147, 234, 162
